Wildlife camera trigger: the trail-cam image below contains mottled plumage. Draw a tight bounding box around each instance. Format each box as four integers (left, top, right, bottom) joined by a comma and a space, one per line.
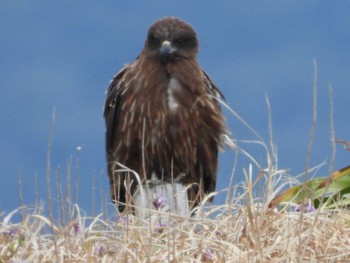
104, 17, 226, 211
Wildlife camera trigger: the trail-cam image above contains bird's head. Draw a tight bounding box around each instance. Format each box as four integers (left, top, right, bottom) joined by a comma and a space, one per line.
144, 17, 199, 63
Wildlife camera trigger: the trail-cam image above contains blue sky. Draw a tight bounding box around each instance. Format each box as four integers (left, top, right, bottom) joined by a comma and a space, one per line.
1, 2, 349, 216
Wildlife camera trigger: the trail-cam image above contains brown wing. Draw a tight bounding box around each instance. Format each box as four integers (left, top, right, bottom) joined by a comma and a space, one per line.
104, 65, 134, 209
104, 65, 128, 157
194, 70, 226, 201
202, 69, 225, 101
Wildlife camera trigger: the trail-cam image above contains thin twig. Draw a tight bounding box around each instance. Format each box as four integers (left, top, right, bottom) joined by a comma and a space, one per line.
264, 94, 275, 208
298, 58, 318, 262
75, 147, 81, 204
46, 107, 59, 262
17, 168, 23, 222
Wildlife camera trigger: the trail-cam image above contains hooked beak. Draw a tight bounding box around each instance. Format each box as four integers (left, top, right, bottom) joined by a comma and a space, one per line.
160, 40, 176, 56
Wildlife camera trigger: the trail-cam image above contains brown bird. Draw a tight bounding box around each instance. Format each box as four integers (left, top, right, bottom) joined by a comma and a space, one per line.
104, 17, 226, 212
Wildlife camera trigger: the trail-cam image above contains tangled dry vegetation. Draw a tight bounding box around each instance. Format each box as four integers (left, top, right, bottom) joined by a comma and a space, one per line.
2, 132, 350, 262
1, 171, 350, 263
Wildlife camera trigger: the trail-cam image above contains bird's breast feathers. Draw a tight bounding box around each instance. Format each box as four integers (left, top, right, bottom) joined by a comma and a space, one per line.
117, 64, 217, 149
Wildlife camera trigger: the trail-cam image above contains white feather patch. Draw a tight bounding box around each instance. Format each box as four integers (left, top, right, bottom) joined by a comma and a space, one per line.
167, 78, 180, 111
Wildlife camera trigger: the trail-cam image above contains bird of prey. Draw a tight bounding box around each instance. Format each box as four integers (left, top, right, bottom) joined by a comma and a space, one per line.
104, 17, 226, 212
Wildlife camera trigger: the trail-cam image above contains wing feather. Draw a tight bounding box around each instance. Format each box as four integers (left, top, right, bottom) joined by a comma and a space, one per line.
201, 70, 225, 101
104, 65, 129, 154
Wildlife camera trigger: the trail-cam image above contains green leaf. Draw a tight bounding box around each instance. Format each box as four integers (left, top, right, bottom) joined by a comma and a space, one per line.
270, 165, 350, 209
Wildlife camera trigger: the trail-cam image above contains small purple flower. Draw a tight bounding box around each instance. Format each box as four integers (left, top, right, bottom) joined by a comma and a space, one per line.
155, 222, 168, 228
71, 222, 82, 234
295, 204, 302, 212
295, 202, 316, 213
2, 227, 19, 236
155, 222, 168, 233
152, 194, 168, 210
94, 245, 105, 255
203, 248, 213, 260
306, 203, 316, 212
117, 215, 127, 224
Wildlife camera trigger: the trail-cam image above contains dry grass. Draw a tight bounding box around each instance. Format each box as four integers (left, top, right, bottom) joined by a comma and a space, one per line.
2, 153, 350, 262
2, 183, 350, 262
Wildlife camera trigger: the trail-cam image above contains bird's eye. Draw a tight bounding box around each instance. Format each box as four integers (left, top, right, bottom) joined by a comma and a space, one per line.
174, 37, 185, 45
148, 34, 160, 46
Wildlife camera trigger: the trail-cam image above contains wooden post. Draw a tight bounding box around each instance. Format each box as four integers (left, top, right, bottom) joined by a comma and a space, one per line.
133, 182, 190, 219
